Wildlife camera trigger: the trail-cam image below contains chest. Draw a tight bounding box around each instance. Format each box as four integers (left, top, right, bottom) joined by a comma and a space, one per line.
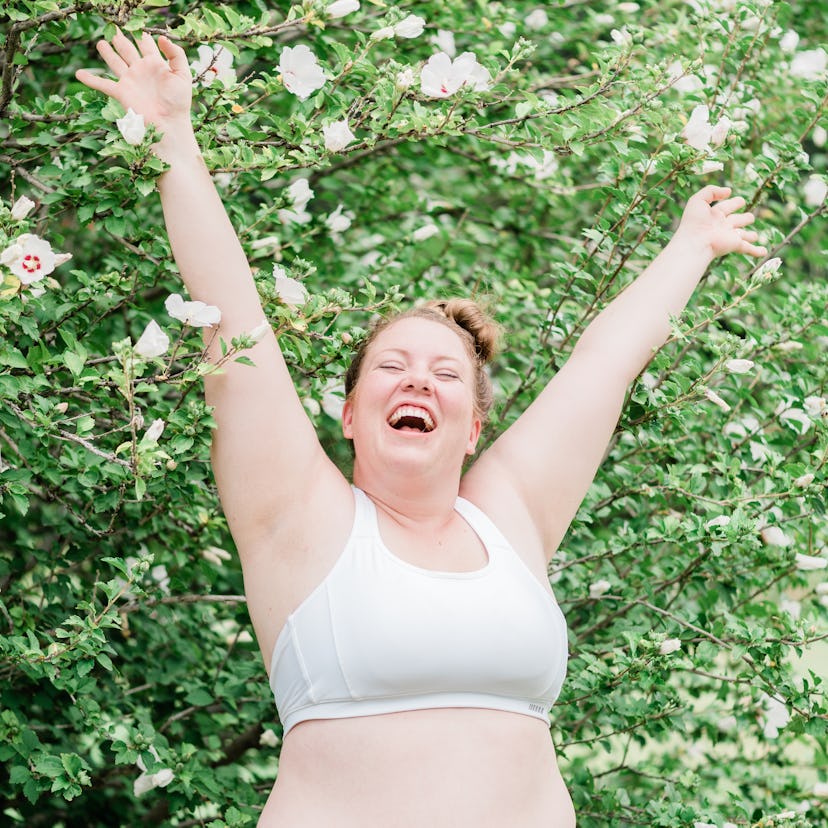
376, 511, 489, 572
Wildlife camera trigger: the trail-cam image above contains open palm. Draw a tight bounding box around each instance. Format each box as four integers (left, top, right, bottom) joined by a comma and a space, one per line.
678, 185, 767, 259
75, 30, 192, 130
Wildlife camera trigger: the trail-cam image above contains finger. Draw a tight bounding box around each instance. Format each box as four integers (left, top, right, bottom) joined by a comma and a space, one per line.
158, 36, 190, 76
741, 241, 768, 258
137, 31, 162, 59
695, 185, 732, 204
96, 40, 128, 77
75, 68, 118, 97
113, 26, 142, 65
714, 196, 746, 215
739, 229, 759, 243
730, 211, 755, 228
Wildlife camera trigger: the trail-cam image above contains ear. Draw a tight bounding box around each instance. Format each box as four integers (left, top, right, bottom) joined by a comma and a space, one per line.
465, 416, 483, 456
341, 398, 354, 440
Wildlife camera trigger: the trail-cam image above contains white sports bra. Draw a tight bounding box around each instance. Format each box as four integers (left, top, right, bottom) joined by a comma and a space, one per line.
269, 486, 568, 735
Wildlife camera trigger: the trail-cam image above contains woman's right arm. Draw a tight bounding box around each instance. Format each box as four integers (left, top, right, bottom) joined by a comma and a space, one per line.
76, 32, 348, 554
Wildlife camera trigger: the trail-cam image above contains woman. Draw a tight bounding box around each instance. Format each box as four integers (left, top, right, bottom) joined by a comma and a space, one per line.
76, 31, 767, 827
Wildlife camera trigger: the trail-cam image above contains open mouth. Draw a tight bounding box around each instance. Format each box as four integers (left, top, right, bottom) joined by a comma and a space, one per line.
388, 405, 436, 433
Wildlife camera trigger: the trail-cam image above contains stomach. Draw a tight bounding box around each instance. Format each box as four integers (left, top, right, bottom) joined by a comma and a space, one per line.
258, 708, 575, 828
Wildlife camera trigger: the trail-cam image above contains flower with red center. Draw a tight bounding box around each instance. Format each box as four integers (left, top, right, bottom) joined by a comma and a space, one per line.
1, 233, 69, 285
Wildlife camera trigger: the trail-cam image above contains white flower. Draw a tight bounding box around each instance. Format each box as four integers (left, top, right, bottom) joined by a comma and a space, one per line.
191, 45, 236, 87
803, 175, 827, 207
659, 638, 681, 655
669, 62, 704, 93
1, 233, 67, 284
681, 105, 712, 150
165, 293, 221, 327
144, 418, 165, 443
710, 116, 731, 146
370, 26, 396, 41
814, 781, 828, 798
760, 526, 790, 547
795, 552, 827, 571
813, 125, 827, 147
134, 319, 170, 358
618, 1, 640, 10
681, 105, 730, 152
761, 694, 790, 739
794, 473, 815, 487
589, 579, 612, 598
420, 51, 491, 98
780, 407, 811, 435
752, 256, 782, 285
326, 204, 353, 234
779, 29, 799, 52
395, 15, 426, 39
704, 388, 731, 412
413, 223, 440, 241
705, 515, 731, 529
287, 179, 313, 211
250, 235, 281, 253
396, 67, 416, 89
303, 396, 321, 416
249, 319, 271, 342
274, 268, 309, 308
201, 546, 232, 566
499, 21, 517, 38
430, 29, 456, 57
10, 195, 35, 220
260, 728, 281, 748
322, 382, 346, 420
116, 108, 146, 145
726, 359, 754, 374
525, 9, 549, 29
790, 48, 827, 81
776, 340, 802, 352
699, 160, 724, 174
327, 0, 359, 18
323, 119, 356, 152
134, 747, 175, 797
610, 27, 632, 46
804, 396, 826, 418
749, 440, 774, 464
278, 45, 326, 101
717, 715, 737, 732
780, 595, 801, 619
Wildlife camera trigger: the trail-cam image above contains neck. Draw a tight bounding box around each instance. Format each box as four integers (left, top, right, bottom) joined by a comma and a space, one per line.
352, 456, 462, 525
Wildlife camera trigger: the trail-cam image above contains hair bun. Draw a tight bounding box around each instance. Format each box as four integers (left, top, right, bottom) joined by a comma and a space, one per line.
425, 298, 502, 363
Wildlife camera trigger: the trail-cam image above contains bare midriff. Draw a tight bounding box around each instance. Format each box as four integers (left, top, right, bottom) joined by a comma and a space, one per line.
258, 707, 575, 828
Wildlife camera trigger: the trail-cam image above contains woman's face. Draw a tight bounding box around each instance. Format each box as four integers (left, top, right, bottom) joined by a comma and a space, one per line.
342, 317, 482, 478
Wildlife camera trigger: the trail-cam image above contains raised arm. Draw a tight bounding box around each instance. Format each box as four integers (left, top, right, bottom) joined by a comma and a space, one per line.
469, 186, 767, 557
76, 32, 346, 555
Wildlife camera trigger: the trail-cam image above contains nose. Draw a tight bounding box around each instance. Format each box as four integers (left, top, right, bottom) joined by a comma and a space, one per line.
402, 368, 432, 392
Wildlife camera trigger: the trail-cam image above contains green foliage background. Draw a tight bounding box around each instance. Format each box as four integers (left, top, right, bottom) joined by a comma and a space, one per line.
1, 0, 826, 825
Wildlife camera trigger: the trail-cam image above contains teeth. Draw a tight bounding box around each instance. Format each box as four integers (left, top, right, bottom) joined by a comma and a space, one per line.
388, 405, 435, 432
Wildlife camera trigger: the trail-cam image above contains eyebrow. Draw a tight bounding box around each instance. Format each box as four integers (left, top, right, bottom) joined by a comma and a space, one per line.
374, 347, 464, 366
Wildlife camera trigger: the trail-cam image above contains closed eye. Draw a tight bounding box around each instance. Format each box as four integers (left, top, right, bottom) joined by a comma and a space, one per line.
436, 371, 460, 380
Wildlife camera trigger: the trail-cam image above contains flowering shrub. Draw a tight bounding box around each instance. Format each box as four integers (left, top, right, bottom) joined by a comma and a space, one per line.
0, 1, 825, 826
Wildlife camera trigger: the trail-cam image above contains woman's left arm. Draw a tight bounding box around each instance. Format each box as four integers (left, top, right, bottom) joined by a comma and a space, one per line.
469, 185, 767, 556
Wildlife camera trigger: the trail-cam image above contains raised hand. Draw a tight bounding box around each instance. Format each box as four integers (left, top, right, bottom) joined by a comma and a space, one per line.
677, 185, 768, 260
75, 30, 193, 136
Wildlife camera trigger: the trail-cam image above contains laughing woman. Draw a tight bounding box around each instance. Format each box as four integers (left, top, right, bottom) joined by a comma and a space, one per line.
77, 31, 767, 827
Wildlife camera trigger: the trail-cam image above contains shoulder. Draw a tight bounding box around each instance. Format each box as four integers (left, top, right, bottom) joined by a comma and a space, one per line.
460, 462, 547, 568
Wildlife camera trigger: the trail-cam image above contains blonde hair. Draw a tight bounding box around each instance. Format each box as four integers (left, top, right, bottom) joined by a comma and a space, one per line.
344, 299, 502, 421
